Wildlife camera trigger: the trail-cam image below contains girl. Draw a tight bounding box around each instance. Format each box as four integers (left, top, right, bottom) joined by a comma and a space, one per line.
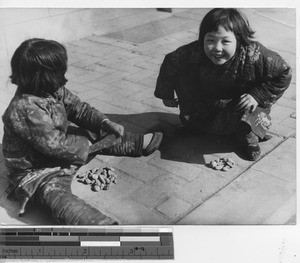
2, 38, 163, 225
155, 8, 291, 161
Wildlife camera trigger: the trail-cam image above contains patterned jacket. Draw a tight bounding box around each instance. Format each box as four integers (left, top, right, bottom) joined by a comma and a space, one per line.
2, 86, 108, 184
155, 40, 292, 116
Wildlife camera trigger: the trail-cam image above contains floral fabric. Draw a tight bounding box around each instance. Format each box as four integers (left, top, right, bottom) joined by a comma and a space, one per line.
2, 86, 108, 178
1, 86, 142, 222
2, 87, 107, 217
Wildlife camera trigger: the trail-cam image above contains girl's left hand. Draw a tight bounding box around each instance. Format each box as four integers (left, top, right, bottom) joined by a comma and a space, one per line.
236, 93, 258, 113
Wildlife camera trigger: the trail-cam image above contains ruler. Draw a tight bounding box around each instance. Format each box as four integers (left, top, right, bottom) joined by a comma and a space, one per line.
0, 227, 174, 259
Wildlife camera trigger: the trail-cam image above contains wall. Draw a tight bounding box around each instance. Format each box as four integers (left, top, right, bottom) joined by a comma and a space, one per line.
0, 8, 169, 59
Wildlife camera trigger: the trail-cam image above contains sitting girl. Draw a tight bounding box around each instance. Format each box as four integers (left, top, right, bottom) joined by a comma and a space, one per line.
155, 8, 291, 161
2, 38, 163, 225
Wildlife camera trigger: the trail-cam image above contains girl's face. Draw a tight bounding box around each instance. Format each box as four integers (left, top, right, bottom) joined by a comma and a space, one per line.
204, 26, 237, 65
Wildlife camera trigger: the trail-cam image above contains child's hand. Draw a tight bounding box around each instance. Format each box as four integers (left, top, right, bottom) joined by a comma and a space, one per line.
163, 99, 179, 107
102, 120, 125, 137
236, 94, 258, 113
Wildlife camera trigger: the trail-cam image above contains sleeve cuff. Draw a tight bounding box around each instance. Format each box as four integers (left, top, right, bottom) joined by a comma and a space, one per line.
101, 118, 110, 125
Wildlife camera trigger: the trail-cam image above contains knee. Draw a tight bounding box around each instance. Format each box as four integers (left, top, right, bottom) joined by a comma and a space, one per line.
179, 114, 191, 125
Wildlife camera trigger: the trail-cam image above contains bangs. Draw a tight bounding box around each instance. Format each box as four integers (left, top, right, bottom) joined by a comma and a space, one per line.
209, 17, 234, 33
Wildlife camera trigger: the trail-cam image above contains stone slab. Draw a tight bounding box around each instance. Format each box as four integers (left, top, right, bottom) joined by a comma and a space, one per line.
104, 15, 202, 44
108, 156, 169, 183
262, 193, 296, 225
129, 174, 186, 209
252, 155, 296, 184
168, 167, 230, 207
270, 105, 295, 124
156, 196, 192, 219
177, 169, 295, 225
107, 198, 168, 225
269, 123, 296, 138
280, 117, 296, 129
276, 97, 296, 110
149, 155, 206, 182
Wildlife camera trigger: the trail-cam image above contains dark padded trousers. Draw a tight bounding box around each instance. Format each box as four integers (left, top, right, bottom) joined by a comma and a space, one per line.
36, 175, 117, 225
32, 131, 143, 225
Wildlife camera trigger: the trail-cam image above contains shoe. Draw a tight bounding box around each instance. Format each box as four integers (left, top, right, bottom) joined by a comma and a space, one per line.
143, 132, 163, 156
246, 143, 261, 161
259, 134, 273, 142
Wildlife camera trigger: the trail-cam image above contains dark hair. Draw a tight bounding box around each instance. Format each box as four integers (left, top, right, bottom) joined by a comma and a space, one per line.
199, 8, 255, 47
10, 38, 68, 94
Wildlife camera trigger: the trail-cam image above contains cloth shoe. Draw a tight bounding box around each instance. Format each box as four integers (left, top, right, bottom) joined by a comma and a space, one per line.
235, 122, 261, 161
259, 134, 272, 142
143, 132, 163, 156
245, 143, 261, 161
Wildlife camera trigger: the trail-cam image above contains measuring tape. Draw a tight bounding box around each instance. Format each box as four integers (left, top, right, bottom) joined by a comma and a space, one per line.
0, 227, 174, 259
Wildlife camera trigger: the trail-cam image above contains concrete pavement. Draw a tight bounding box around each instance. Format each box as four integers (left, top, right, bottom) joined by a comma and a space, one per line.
0, 8, 296, 225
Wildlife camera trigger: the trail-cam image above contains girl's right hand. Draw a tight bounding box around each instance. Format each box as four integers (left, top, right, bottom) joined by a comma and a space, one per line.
236, 93, 258, 113
102, 120, 125, 137
163, 99, 179, 108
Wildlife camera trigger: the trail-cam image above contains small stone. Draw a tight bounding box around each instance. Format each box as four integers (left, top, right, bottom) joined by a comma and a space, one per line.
210, 160, 218, 168
219, 158, 226, 164
225, 159, 234, 168
88, 172, 94, 180
107, 170, 114, 177
93, 185, 101, 192
102, 169, 108, 177
226, 162, 234, 168
85, 178, 92, 185
103, 184, 111, 190
77, 173, 85, 179
214, 165, 223, 170
92, 168, 98, 173
92, 173, 98, 180
94, 179, 101, 186
98, 174, 105, 184
227, 158, 234, 164
222, 165, 230, 172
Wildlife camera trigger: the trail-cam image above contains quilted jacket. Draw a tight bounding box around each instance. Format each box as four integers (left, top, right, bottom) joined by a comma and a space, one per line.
2, 86, 108, 183
155, 40, 292, 116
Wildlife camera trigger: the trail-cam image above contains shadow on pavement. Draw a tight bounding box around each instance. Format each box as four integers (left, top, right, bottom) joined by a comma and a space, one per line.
106, 112, 242, 164
159, 133, 237, 165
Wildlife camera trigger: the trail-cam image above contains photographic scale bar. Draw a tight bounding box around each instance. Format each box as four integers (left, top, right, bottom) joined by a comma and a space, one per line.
0, 227, 174, 259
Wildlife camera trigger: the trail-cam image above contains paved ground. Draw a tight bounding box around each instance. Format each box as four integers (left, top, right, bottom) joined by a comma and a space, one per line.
0, 8, 296, 225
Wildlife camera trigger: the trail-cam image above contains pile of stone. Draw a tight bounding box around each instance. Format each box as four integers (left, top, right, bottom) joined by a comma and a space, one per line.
76, 167, 117, 191
210, 158, 235, 172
